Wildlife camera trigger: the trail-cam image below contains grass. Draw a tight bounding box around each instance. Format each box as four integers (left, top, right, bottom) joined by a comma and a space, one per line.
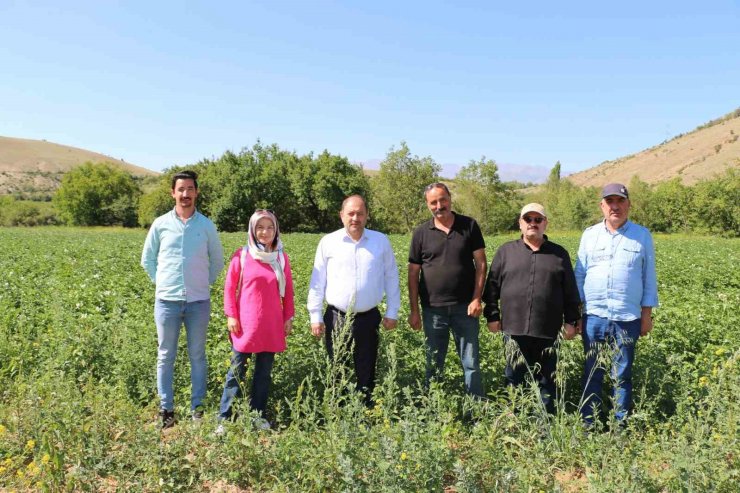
0, 227, 738, 491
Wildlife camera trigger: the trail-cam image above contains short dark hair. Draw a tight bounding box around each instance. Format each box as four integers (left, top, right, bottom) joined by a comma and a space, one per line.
171, 170, 198, 190
424, 182, 450, 198
341, 194, 368, 214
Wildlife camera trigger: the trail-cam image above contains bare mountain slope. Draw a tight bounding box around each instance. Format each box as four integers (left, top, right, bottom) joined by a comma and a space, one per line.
566, 109, 740, 186
0, 136, 158, 196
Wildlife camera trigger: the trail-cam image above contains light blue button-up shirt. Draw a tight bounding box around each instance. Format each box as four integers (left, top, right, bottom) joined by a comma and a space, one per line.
141, 209, 224, 302
575, 220, 658, 321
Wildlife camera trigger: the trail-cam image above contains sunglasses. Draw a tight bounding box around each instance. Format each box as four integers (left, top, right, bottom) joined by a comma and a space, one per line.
522, 216, 545, 224
255, 208, 275, 214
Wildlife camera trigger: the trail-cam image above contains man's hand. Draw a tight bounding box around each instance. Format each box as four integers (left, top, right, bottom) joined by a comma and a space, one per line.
641, 316, 653, 336
487, 321, 501, 333
408, 311, 422, 331
467, 298, 482, 318
563, 323, 577, 340
575, 318, 583, 335
382, 318, 398, 330
311, 322, 325, 338
284, 319, 293, 336
227, 316, 240, 334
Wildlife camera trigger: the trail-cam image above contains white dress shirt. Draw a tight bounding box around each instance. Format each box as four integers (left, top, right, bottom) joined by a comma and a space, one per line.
307, 228, 401, 324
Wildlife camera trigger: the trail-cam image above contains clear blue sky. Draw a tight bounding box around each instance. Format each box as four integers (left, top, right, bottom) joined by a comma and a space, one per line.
1, 1, 738, 181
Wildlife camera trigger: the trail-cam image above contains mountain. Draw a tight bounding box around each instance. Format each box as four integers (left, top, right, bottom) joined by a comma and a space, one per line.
0, 136, 158, 197
566, 109, 740, 187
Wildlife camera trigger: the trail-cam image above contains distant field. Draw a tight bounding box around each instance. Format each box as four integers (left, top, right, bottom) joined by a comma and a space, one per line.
0, 228, 738, 490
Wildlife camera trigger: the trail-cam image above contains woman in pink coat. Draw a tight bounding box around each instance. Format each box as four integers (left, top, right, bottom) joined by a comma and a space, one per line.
216, 210, 294, 432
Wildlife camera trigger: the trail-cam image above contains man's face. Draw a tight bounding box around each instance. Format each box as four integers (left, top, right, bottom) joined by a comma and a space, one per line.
519, 212, 547, 241
340, 197, 368, 238
600, 195, 630, 227
171, 178, 198, 210
425, 186, 452, 221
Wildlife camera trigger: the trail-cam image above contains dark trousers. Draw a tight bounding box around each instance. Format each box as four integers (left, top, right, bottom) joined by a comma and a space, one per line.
504, 334, 558, 414
218, 350, 275, 420
324, 305, 381, 406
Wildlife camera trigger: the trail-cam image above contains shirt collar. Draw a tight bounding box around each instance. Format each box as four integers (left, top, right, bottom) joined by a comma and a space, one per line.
342, 228, 367, 243
602, 219, 631, 234
519, 234, 549, 251
428, 212, 457, 230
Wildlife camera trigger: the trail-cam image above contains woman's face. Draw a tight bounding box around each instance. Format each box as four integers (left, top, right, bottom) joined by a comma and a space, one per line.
254, 217, 276, 250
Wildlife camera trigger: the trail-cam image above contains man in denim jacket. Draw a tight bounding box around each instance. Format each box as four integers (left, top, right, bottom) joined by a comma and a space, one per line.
575, 183, 658, 427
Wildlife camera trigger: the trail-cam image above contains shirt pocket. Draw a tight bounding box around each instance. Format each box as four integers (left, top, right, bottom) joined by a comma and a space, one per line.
590, 245, 611, 264
618, 243, 642, 267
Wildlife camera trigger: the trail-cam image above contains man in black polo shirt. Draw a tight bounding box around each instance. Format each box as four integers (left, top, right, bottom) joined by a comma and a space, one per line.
483, 203, 580, 413
408, 182, 487, 397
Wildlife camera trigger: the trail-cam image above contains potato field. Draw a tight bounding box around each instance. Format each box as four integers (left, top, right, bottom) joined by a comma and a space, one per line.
0, 227, 738, 491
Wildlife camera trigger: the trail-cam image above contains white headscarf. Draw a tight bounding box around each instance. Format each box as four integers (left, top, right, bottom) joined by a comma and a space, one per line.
247, 209, 286, 297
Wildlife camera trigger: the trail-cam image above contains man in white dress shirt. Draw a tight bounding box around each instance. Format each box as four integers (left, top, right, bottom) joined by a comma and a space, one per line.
307, 195, 401, 406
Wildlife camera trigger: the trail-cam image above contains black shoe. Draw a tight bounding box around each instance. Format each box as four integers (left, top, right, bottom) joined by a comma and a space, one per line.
160, 409, 175, 429
192, 406, 204, 422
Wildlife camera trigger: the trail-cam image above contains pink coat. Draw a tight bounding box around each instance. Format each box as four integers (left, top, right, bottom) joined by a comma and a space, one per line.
223, 249, 295, 353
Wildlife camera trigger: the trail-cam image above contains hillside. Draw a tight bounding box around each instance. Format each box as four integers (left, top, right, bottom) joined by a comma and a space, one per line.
566, 109, 740, 186
0, 136, 158, 197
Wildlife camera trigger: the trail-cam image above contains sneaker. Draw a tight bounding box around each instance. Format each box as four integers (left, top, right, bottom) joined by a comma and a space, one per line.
192, 406, 205, 422
214, 423, 226, 436
160, 409, 175, 429
252, 417, 271, 430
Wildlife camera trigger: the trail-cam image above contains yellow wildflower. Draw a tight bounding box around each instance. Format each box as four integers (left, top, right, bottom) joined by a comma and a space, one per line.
715, 348, 726, 356
25, 439, 35, 449
41, 453, 50, 465
400, 452, 408, 461
0, 424, 6, 434
698, 376, 709, 386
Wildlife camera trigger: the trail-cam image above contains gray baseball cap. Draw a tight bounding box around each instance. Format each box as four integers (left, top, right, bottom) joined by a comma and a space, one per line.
601, 183, 629, 199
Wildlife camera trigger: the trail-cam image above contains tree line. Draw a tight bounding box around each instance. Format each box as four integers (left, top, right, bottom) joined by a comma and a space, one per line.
2, 140, 737, 237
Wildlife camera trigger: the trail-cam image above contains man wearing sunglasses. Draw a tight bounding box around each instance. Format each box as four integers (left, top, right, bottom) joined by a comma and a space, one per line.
575, 183, 658, 428
482, 203, 580, 414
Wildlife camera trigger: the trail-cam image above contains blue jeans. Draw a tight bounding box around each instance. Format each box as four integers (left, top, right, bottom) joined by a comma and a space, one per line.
580, 314, 641, 423
154, 298, 211, 412
422, 303, 483, 397
218, 351, 275, 420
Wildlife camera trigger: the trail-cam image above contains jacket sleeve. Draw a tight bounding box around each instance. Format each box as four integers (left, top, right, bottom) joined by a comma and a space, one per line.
207, 223, 225, 286
383, 236, 401, 320
307, 238, 328, 324
140, 222, 160, 283
641, 231, 659, 308
282, 254, 296, 321
482, 248, 503, 323
561, 249, 581, 323
223, 251, 241, 319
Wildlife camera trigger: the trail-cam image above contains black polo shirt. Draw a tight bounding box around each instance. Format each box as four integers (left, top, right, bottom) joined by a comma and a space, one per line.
409, 213, 485, 307
483, 236, 581, 339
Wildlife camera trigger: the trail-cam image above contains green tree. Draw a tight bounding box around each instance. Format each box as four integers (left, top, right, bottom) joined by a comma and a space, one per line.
54, 162, 141, 226
371, 142, 441, 233
691, 168, 740, 237
289, 150, 370, 232
453, 157, 520, 233
646, 178, 694, 233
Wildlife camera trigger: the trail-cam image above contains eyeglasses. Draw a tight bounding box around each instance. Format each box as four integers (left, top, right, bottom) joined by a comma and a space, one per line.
255, 208, 275, 214
522, 216, 544, 224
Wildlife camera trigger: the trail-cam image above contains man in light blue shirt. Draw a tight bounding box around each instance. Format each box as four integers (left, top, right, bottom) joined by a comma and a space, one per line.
141, 170, 224, 429
307, 195, 401, 407
575, 183, 658, 427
